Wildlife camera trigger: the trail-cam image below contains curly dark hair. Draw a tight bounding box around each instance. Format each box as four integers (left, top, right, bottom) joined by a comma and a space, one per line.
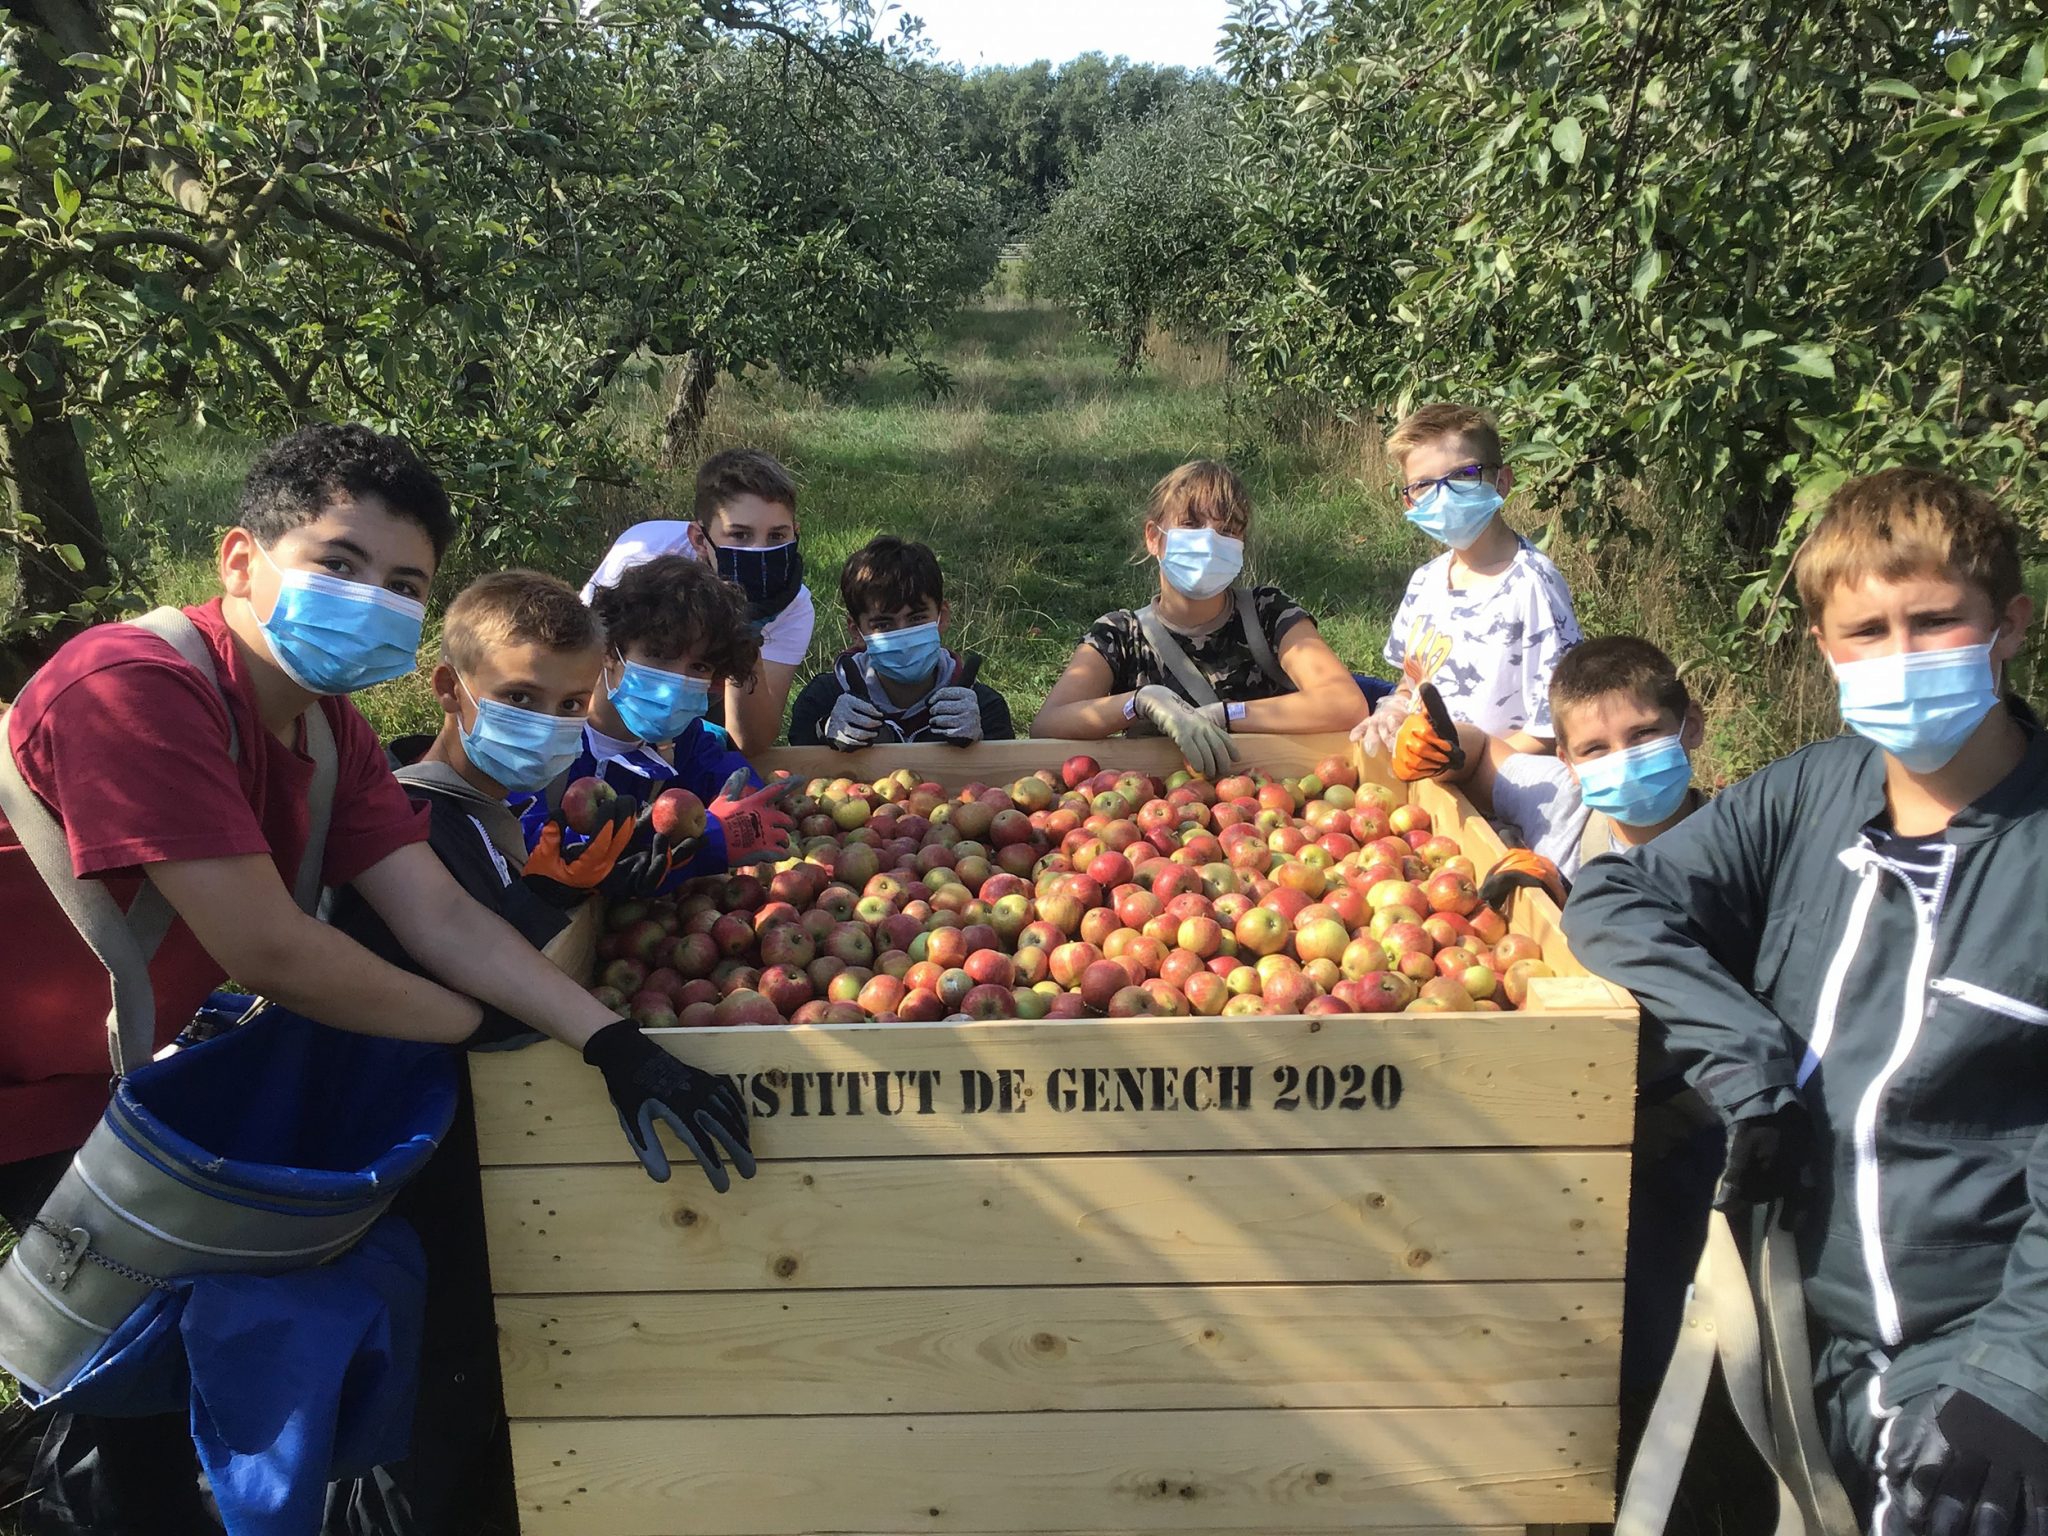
238, 423, 455, 560
839, 535, 944, 626
590, 554, 762, 681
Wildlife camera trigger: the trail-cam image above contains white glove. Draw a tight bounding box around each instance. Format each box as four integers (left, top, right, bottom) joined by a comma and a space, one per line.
927, 686, 983, 744
1131, 685, 1239, 780
824, 692, 883, 752
1350, 687, 1413, 758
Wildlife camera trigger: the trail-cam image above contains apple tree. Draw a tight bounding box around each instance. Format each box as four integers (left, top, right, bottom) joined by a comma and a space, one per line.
1025, 100, 1231, 371
1219, 0, 2046, 638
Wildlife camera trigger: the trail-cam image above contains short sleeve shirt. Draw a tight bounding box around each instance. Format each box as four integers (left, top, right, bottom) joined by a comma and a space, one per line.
1384, 538, 1581, 738
581, 520, 816, 667
1083, 586, 1313, 704
0, 600, 428, 1160
1487, 752, 1592, 878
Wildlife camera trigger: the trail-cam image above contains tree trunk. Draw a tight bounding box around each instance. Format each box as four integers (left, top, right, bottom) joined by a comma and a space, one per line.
2, 414, 114, 696
659, 350, 718, 470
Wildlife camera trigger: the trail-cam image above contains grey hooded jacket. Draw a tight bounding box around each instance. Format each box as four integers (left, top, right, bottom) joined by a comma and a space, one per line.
1565, 714, 2048, 1458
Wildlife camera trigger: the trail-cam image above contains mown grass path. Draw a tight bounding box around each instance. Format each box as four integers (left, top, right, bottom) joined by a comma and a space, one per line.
660, 299, 1417, 728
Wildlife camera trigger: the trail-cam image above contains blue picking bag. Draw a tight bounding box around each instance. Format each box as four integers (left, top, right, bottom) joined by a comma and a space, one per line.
0, 1005, 456, 1404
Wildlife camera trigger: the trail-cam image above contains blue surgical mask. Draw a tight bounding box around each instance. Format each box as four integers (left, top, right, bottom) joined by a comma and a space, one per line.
1575, 734, 1694, 829
1405, 480, 1503, 550
1833, 635, 2002, 773
458, 678, 587, 794
1158, 527, 1245, 600
255, 547, 425, 695
865, 620, 944, 685
608, 657, 711, 745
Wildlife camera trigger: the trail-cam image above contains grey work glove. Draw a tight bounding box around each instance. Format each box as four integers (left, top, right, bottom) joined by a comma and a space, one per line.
1881, 1386, 2048, 1536
1132, 684, 1239, 780
927, 686, 983, 745
824, 691, 883, 751
1351, 686, 1413, 758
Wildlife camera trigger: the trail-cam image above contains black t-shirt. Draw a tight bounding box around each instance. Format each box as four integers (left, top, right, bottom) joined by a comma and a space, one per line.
1083, 585, 1312, 704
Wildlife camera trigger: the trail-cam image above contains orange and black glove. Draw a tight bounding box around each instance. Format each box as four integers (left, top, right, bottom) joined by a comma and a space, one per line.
1392, 683, 1465, 782
708, 769, 799, 869
521, 803, 638, 910
1478, 848, 1569, 915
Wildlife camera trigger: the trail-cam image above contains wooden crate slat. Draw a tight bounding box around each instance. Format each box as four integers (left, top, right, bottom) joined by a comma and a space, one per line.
482, 1149, 1627, 1295
498, 1278, 1623, 1418
508, 1406, 1615, 1534
472, 1015, 1635, 1167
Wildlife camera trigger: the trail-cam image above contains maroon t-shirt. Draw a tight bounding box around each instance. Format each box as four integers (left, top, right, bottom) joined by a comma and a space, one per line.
0, 599, 427, 1163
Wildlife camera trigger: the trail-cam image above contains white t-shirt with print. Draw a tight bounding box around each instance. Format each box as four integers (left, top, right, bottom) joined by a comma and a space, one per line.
1383, 536, 1581, 738
1488, 752, 1591, 878
581, 519, 816, 667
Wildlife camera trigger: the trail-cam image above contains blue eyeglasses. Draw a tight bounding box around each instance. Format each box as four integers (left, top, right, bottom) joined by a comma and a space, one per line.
1400, 461, 1500, 503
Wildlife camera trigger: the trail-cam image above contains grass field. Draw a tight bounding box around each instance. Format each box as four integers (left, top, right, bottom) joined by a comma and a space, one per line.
107, 291, 2036, 783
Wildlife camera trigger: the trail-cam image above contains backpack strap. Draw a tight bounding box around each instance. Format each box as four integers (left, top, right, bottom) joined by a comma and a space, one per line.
1233, 586, 1296, 695
1133, 604, 1222, 709
0, 608, 334, 1078
1613, 1206, 1858, 1536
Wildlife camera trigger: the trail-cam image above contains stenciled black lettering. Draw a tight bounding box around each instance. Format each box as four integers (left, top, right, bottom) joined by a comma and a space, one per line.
1338, 1064, 1368, 1110
1183, 1066, 1213, 1111
813, 1071, 837, 1116
748, 1074, 781, 1118
1372, 1063, 1404, 1111
1306, 1064, 1336, 1111
1148, 1066, 1181, 1112
1048, 1067, 1078, 1112
961, 1069, 995, 1114
787, 1072, 811, 1118
1216, 1065, 1252, 1110
1273, 1064, 1301, 1112
873, 1071, 907, 1117
1082, 1066, 1112, 1113
1114, 1067, 1145, 1112
997, 1068, 1027, 1114
837, 1071, 864, 1116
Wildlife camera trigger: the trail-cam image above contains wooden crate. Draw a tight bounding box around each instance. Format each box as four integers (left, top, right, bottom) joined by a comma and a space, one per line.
476, 734, 1635, 1536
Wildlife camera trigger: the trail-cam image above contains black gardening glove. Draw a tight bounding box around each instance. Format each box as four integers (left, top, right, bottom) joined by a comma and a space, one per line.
581, 1019, 755, 1190
596, 812, 699, 901
1714, 1099, 1815, 1210
1883, 1387, 2048, 1536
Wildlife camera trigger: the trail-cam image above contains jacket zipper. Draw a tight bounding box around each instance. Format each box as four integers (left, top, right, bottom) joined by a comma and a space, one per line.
1931, 975, 2048, 1027
1848, 843, 1956, 1349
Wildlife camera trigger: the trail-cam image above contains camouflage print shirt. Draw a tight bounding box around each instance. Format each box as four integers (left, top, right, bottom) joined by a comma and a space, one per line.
1383, 536, 1581, 738
1083, 585, 1313, 705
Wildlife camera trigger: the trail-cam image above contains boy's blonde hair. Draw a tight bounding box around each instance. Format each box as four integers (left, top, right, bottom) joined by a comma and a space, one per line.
1793, 467, 2022, 622
1144, 460, 1251, 539
443, 570, 604, 676
1386, 403, 1504, 474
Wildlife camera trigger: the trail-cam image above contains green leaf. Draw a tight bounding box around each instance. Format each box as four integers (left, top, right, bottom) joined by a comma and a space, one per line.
1629, 246, 1666, 301
1778, 343, 1836, 380
51, 168, 81, 225
1945, 48, 1974, 83
1910, 165, 1968, 222
1867, 79, 1922, 102
1551, 116, 1585, 166
53, 544, 87, 573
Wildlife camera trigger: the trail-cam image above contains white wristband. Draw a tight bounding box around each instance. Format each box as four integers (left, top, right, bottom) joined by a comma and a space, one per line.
1123, 695, 1139, 723
1225, 702, 1247, 725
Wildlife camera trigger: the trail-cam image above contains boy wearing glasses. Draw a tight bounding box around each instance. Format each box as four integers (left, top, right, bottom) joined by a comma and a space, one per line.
1354, 403, 1581, 759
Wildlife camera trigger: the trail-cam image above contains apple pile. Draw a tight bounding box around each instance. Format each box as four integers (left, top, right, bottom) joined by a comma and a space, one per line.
586, 755, 1557, 1028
